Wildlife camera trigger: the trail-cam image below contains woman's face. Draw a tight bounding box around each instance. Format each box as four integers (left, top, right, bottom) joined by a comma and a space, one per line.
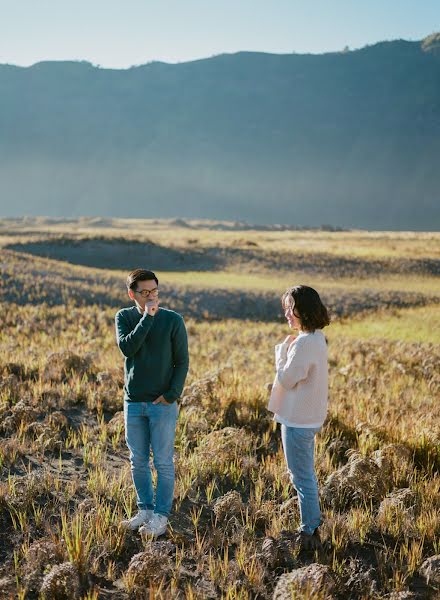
284, 301, 302, 330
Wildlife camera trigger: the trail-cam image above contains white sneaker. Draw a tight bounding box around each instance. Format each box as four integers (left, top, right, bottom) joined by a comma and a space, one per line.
121, 509, 153, 530
139, 513, 168, 537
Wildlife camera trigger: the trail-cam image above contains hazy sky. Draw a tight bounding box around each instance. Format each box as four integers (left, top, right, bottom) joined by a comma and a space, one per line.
1, 0, 439, 68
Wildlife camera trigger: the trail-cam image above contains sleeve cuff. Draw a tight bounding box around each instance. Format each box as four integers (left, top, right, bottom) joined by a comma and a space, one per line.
275, 343, 288, 366
162, 391, 178, 403
141, 313, 155, 323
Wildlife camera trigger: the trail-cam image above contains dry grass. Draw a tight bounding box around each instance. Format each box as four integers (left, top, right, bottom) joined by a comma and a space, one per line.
0, 222, 439, 599
0, 308, 439, 598
1, 216, 440, 259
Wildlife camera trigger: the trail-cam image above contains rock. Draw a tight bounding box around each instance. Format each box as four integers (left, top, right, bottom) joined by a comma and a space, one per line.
251, 499, 277, 528
107, 411, 124, 436
377, 488, 418, 521
326, 438, 350, 463
210, 514, 244, 547
321, 450, 388, 510
77, 498, 95, 513
42, 351, 92, 383
180, 405, 210, 437
0, 415, 15, 433
47, 411, 70, 430
0, 373, 19, 395
213, 490, 243, 521
180, 370, 225, 407
2, 362, 26, 377
25, 421, 46, 436
40, 562, 81, 599
96, 371, 114, 385
149, 540, 176, 557
386, 592, 419, 599
273, 563, 338, 599
126, 543, 174, 586
27, 539, 63, 570
260, 532, 298, 570
36, 426, 62, 452
95, 370, 122, 395
261, 536, 277, 567
1, 399, 38, 432
24, 539, 63, 591
344, 557, 378, 597
373, 444, 413, 480
193, 577, 218, 599
0, 576, 15, 597
12, 399, 38, 420
420, 555, 440, 586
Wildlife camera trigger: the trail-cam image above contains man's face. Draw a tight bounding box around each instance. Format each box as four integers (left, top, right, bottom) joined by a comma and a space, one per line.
128, 279, 159, 311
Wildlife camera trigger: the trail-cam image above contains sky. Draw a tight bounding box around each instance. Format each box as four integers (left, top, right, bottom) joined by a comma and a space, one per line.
0, 0, 439, 68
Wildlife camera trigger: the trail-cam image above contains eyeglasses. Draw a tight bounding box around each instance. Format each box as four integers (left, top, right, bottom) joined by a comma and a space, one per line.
134, 287, 159, 298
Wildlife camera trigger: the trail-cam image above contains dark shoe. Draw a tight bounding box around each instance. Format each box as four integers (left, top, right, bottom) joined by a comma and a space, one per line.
297, 528, 322, 551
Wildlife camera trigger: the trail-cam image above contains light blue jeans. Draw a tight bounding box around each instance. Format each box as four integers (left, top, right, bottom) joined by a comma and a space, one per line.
281, 425, 321, 535
124, 400, 178, 517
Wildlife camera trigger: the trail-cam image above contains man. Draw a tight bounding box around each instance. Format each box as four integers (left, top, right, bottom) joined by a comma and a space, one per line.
115, 269, 189, 536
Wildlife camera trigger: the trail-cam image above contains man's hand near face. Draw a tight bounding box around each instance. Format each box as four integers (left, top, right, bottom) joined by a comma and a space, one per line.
145, 300, 159, 316
153, 395, 172, 405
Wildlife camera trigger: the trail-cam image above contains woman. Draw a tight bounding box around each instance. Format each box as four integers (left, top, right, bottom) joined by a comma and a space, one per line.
268, 285, 330, 549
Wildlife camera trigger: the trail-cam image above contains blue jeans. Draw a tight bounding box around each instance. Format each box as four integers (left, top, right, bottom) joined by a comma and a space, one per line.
280, 425, 321, 535
124, 400, 178, 517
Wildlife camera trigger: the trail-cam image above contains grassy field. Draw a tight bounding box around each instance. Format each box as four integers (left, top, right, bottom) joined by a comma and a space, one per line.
130, 270, 440, 297
0, 219, 439, 599
330, 305, 440, 344
1, 217, 440, 259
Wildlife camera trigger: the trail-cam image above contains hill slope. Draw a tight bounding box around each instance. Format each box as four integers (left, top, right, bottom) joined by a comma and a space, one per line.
1, 36, 440, 229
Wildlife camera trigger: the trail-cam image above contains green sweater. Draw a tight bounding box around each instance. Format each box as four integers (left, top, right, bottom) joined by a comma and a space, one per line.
115, 306, 189, 403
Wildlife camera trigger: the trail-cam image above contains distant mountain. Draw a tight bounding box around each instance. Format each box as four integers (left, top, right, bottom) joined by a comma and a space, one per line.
1, 34, 440, 229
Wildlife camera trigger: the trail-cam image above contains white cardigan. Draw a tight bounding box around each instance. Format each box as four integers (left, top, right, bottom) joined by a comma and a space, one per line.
268, 330, 328, 428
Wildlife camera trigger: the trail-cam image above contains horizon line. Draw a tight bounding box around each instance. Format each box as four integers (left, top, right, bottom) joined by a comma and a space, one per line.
0, 34, 434, 71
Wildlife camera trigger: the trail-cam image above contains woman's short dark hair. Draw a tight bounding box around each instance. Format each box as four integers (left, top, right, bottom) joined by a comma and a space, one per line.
282, 285, 330, 332
126, 269, 159, 291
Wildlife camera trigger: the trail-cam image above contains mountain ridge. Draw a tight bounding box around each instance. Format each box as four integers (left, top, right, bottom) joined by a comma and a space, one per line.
1, 36, 439, 229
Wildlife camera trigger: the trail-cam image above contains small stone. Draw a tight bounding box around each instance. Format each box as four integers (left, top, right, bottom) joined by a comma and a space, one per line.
377, 488, 417, 521
96, 371, 114, 385
47, 411, 69, 430
260, 533, 297, 570
273, 563, 338, 600
40, 562, 80, 599
420, 555, 440, 586
126, 544, 173, 586
386, 592, 419, 599
321, 450, 388, 510
213, 490, 243, 521
107, 411, 124, 436
373, 444, 413, 480
344, 557, 378, 597
261, 537, 277, 567
42, 351, 92, 383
